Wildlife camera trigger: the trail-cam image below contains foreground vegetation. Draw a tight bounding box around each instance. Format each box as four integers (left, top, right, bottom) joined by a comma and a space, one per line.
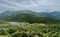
0, 21, 60, 37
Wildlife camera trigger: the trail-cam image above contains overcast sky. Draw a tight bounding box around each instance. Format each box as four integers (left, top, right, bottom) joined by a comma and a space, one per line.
0, 0, 60, 12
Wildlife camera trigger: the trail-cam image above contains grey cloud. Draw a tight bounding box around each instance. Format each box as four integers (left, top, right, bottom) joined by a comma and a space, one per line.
0, 0, 60, 12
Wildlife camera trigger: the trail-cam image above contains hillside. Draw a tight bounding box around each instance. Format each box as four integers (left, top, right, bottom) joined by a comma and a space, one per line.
0, 10, 60, 19
40, 11, 60, 19
0, 10, 60, 24
0, 10, 37, 19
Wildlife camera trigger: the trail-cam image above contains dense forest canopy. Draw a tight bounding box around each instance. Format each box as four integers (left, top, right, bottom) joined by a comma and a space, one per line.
5, 13, 60, 24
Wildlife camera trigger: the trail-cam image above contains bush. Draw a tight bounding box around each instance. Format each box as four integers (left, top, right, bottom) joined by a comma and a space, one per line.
8, 28, 17, 34
12, 32, 22, 37
0, 29, 7, 35
12, 32, 30, 37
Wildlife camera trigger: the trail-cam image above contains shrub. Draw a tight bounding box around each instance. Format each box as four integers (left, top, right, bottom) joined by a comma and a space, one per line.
0, 29, 7, 35
8, 28, 17, 34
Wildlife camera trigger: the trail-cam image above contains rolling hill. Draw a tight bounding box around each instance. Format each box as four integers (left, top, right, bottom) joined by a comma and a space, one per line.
0, 10, 60, 19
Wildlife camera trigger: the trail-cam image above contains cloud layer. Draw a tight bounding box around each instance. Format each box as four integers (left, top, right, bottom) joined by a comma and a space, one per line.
0, 0, 60, 12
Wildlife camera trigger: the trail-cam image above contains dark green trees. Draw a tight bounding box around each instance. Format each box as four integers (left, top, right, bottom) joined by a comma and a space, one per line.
6, 13, 60, 24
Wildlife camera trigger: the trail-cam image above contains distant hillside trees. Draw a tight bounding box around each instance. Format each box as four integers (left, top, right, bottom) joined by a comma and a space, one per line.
6, 13, 60, 24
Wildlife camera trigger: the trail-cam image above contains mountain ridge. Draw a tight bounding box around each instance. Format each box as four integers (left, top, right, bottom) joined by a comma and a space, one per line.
0, 10, 60, 19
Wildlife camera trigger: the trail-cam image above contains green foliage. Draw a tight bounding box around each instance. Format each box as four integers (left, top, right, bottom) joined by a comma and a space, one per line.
8, 28, 17, 34
0, 23, 60, 37
0, 29, 8, 35
12, 32, 22, 37
6, 13, 60, 24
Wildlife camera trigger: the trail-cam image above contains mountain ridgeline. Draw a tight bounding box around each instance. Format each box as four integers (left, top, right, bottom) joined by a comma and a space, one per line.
0, 10, 60, 24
